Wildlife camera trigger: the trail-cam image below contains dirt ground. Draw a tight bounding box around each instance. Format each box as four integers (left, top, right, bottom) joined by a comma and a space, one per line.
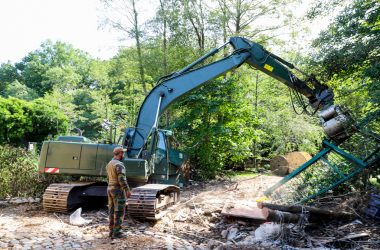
1, 175, 379, 249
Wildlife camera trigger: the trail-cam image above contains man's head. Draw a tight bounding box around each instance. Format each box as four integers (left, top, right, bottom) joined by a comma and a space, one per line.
113, 146, 127, 159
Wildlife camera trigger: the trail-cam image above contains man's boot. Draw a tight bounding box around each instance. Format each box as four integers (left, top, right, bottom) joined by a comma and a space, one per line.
112, 231, 128, 239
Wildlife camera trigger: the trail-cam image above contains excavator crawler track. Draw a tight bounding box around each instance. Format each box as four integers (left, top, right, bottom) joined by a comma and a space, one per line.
42, 182, 97, 213
128, 184, 180, 220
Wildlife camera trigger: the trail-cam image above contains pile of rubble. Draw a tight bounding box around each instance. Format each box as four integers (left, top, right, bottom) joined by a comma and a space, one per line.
1, 175, 379, 249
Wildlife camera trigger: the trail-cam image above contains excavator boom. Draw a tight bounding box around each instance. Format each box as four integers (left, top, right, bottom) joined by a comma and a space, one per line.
127, 37, 336, 157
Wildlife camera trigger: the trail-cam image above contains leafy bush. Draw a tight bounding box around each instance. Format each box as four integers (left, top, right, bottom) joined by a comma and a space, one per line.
0, 97, 68, 145
0, 145, 66, 199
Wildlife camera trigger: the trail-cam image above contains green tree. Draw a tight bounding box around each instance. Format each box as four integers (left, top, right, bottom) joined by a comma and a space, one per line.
16, 40, 92, 95
0, 98, 32, 144
0, 62, 20, 96
167, 74, 260, 178
310, 0, 380, 118
3, 80, 39, 101
0, 97, 68, 145
27, 98, 69, 142
101, 0, 149, 94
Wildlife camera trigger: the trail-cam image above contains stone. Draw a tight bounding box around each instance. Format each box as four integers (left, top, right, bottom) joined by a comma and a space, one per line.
221, 230, 228, 239
83, 235, 94, 241
10, 198, 24, 204
0, 201, 8, 208
144, 231, 154, 236
22, 245, 32, 250
227, 228, 239, 241
10, 239, 20, 245
207, 240, 220, 249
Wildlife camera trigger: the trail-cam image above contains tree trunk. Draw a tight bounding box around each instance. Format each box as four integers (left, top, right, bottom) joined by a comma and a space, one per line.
159, 0, 168, 76
131, 0, 147, 95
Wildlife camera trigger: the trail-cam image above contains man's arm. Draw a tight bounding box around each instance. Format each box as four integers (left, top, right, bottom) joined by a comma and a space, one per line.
116, 164, 130, 192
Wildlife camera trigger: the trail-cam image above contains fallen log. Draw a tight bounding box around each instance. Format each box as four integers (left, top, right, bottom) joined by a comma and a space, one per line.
257, 202, 354, 220
221, 202, 301, 223
265, 208, 301, 223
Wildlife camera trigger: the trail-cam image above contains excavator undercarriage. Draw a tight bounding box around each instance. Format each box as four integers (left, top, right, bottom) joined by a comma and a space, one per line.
42, 182, 180, 220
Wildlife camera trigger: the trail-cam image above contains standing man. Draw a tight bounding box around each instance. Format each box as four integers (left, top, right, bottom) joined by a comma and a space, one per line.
106, 146, 131, 239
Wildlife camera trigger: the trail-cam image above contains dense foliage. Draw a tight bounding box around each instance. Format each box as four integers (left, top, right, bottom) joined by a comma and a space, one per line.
0, 145, 68, 198
308, 0, 380, 185
0, 97, 68, 144
310, 0, 379, 119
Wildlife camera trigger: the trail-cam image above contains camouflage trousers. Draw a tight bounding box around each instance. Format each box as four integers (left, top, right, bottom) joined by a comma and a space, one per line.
107, 188, 126, 234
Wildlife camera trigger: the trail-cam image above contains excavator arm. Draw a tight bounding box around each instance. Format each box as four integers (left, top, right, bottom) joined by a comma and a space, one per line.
126, 37, 341, 157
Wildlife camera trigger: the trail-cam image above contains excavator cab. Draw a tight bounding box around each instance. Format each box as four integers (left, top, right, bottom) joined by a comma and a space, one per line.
135, 129, 189, 186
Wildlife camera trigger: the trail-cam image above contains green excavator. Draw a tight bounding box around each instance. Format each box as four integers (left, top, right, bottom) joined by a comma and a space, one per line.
39, 37, 360, 220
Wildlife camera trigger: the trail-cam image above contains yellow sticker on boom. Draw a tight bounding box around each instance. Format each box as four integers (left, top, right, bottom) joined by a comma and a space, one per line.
264, 64, 274, 72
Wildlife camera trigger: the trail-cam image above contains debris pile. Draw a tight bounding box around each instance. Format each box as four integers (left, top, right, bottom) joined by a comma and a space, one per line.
1, 176, 380, 249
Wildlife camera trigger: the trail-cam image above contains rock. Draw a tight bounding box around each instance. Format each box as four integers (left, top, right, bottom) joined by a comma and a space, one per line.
144, 231, 154, 236
254, 223, 281, 241
0, 200, 8, 208
240, 235, 256, 244
35, 198, 41, 203
221, 230, 228, 239
83, 235, 94, 241
227, 228, 238, 241
22, 245, 32, 250
187, 204, 196, 209
10, 239, 19, 244
175, 209, 189, 222
10, 198, 24, 204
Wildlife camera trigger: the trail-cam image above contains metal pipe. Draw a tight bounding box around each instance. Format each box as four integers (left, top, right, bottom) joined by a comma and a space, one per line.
175, 42, 230, 76
153, 93, 164, 129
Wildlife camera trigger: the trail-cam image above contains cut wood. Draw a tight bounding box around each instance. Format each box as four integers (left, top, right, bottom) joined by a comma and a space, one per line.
320, 232, 370, 244
221, 202, 300, 223
265, 208, 300, 223
286, 152, 312, 173
222, 202, 267, 220
338, 232, 370, 241
270, 156, 289, 176
257, 202, 354, 220
270, 152, 312, 176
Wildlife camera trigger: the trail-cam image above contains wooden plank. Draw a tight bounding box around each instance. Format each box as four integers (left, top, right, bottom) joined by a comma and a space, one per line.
222, 202, 268, 220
